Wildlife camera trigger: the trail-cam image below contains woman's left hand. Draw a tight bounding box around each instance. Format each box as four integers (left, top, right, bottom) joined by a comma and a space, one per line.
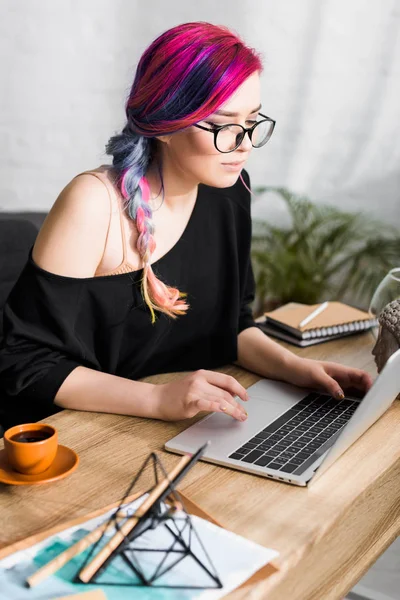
287, 357, 374, 400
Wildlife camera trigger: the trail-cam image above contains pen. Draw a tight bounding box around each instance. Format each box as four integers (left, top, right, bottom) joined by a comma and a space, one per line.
299, 301, 329, 329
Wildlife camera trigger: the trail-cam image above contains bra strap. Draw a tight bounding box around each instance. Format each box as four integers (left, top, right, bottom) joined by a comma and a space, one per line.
116, 192, 128, 264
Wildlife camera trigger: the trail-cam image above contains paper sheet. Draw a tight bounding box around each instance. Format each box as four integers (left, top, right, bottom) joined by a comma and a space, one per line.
0, 495, 278, 600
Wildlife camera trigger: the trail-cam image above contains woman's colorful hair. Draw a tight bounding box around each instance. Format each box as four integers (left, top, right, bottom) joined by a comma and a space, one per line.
105, 21, 263, 324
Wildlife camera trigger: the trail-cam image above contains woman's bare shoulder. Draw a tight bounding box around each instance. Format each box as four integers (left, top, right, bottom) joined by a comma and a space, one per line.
32, 170, 112, 278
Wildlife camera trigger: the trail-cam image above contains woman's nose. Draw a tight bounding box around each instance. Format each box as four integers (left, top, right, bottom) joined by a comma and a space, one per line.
239, 132, 253, 151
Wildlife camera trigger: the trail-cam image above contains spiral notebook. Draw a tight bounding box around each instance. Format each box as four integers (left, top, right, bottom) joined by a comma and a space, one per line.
260, 301, 377, 347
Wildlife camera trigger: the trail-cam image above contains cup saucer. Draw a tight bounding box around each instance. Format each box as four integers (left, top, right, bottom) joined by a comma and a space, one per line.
0, 445, 79, 485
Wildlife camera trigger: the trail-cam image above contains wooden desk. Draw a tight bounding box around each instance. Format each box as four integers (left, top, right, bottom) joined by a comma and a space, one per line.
1, 331, 399, 600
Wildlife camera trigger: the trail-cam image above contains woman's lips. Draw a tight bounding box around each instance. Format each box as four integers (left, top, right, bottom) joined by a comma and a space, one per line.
221, 161, 245, 171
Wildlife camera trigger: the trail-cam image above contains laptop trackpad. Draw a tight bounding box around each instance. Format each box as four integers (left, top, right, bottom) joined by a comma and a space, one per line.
166, 380, 309, 457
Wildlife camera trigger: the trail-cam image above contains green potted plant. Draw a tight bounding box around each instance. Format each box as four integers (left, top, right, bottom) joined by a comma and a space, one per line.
251, 187, 400, 317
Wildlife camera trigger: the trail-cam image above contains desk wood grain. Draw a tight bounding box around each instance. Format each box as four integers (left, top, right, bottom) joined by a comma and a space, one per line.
0, 331, 399, 600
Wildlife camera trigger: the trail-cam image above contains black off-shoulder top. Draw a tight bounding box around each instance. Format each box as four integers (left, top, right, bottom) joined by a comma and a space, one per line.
0, 170, 258, 427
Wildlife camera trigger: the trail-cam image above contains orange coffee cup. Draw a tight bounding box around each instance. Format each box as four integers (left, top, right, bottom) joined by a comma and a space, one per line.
4, 423, 58, 475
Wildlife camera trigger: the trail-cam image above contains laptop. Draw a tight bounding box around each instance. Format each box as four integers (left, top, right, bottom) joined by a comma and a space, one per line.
165, 348, 400, 487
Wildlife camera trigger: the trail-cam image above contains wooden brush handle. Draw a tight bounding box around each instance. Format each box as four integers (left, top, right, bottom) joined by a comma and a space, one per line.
78, 454, 191, 583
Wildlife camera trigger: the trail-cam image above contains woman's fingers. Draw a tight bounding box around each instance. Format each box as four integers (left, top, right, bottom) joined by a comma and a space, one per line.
195, 396, 247, 421
194, 398, 222, 414
346, 369, 373, 392
203, 388, 247, 418
199, 370, 249, 402
186, 370, 248, 421
314, 370, 345, 400
323, 363, 373, 393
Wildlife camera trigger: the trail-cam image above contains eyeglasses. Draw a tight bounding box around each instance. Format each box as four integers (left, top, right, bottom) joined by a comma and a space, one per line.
193, 112, 275, 153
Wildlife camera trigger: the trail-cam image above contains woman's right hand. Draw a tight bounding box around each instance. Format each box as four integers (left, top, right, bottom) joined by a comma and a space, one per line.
150, 369, 249, 422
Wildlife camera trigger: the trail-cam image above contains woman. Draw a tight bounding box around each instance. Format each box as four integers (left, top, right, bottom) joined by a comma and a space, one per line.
0, 22, 372, 429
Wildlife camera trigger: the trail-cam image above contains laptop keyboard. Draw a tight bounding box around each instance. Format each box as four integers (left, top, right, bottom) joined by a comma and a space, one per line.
228, 392, 359, 476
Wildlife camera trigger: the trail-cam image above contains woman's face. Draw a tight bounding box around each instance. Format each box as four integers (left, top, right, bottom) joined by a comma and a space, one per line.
157, 71, 262, 189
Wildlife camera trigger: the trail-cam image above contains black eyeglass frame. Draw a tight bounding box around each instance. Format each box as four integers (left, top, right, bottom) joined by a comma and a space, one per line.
193, 112, 276, 153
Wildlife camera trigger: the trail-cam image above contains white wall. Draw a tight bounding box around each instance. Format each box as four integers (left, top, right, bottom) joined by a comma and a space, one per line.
1, 0, 399, 227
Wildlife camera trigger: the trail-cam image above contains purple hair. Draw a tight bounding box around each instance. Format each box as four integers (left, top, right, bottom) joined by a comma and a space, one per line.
105, 22, 263, 323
